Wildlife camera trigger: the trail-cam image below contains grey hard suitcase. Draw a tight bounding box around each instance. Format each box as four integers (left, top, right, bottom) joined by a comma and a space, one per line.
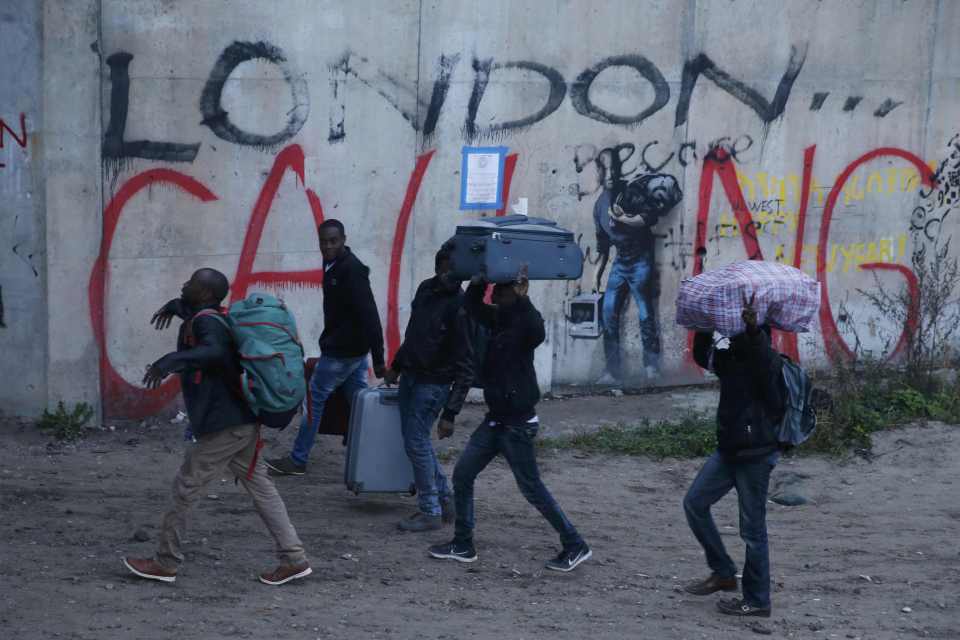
446, 215, 584, 283
343, 387, 417, 495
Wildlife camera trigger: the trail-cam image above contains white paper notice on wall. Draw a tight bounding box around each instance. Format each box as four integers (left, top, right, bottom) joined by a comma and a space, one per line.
460, 146, 507, 210
511, 197, 528, 217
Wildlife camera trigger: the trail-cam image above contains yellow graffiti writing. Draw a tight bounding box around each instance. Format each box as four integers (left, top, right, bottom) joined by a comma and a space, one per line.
771, 233, 909, 274
734, 163, 936, 208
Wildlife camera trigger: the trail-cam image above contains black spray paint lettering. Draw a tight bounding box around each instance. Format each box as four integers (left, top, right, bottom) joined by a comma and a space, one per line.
327, 53, 347, 143
422, 53, 462, 140
674, 44, 808, 127
464, 59, 567, 141
573, 143, 640, 199
200, 41, 310, 148
809, 92, 829, 111
873, 98, 903, 118
329, 52, 419, 135
103, 52, 201, 163
328, 52, 461, 143
570, 54, 670, 126
842, 96, 864, 112
464, 57, 493, 141
642, 134, 755, 171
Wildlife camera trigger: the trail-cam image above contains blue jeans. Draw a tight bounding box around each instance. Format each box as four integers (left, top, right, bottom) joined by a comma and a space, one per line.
290, 355, 368, 466
683, 451, 779, 608
398, 374, 452, 516
602, 256, 661, 377
453, 421, 583, 549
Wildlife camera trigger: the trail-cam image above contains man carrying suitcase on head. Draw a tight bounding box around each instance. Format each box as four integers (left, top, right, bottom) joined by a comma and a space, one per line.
122, 268, 311, 586
428, 266, 592, 572
383, 246, 474, 532
266, 219, 387, 476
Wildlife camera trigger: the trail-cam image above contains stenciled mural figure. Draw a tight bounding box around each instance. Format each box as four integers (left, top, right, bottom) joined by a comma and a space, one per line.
593, 172, 682, 386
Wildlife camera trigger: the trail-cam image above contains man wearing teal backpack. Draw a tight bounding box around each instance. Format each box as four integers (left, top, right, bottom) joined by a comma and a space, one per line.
122, 268, 311, 586
267, 219, 387, 475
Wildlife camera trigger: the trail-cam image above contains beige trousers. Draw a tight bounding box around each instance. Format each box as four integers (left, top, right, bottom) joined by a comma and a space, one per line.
156, 423, 307, 569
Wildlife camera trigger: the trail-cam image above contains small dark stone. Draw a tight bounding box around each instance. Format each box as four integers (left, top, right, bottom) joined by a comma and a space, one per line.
750, 623, 773, 635
131, 528, 150, 542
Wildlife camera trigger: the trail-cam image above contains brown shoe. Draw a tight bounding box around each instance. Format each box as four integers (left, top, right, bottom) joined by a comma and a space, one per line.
123, 556, 177, 583
683, 574, 738, 596
259, 562, 312, 586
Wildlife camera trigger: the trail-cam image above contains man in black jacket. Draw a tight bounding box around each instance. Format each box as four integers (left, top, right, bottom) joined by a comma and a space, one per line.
384, 247, 473, 532
683, 301, 785, 617
122, 268, 311, 586
266, 219, 386, 475
428, 268, 591, 572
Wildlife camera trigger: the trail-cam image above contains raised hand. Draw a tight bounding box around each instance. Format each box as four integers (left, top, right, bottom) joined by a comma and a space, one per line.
741, 292, 758, 331
151, 299, 181, 331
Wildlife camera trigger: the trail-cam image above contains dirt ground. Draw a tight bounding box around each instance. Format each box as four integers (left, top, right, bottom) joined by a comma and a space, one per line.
1, 390, 958, 640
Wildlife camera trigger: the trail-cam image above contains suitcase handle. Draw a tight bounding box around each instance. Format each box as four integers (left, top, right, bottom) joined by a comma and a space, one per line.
470, 241, 485, 253
378, 393, 400, 406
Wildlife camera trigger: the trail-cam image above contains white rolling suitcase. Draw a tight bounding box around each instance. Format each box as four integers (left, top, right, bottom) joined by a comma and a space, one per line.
343, 387, 417, 495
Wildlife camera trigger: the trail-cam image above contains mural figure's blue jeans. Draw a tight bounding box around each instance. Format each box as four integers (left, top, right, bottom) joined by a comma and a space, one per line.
453, 421, 583, 549
602, 256, 661, 378
398, 373, 452, 516
290, 355, 368, 466
683, 451, 779, 608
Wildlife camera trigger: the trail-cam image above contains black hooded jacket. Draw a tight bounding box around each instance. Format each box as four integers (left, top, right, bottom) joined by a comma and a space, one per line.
693, 328, 786, 461
390, 276, 474, 422
319, 248, 386, 368
464, 282, 544, 425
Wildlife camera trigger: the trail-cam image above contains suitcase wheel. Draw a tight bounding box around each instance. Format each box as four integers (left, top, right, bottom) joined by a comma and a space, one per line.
408, 483, 417, 497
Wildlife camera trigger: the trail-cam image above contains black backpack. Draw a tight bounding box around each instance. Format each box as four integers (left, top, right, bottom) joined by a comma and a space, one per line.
777, 355, 817, 446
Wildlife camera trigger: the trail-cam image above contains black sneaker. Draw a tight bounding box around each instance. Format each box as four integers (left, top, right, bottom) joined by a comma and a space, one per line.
264, 456, 306, 476
428, 540, 478, 563
440, 498, 455, 524
545, 543, 592, 572
716, 597, 772, 618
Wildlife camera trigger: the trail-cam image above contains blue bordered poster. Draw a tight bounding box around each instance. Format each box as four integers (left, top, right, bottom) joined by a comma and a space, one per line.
460, 146, 508, 210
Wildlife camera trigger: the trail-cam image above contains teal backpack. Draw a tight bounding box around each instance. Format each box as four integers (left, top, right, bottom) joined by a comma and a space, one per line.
194, 293, 306, 429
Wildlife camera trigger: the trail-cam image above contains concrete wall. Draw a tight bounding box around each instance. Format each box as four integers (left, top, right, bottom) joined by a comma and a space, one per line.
6, 0, 960, 418
0, 2, 46, 415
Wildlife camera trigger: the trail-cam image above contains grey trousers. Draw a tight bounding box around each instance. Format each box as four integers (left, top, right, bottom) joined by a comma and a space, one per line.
156, 423, 307, 569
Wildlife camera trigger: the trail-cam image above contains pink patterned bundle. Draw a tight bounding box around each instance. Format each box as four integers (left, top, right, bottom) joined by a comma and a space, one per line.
675, 261, 821, 336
